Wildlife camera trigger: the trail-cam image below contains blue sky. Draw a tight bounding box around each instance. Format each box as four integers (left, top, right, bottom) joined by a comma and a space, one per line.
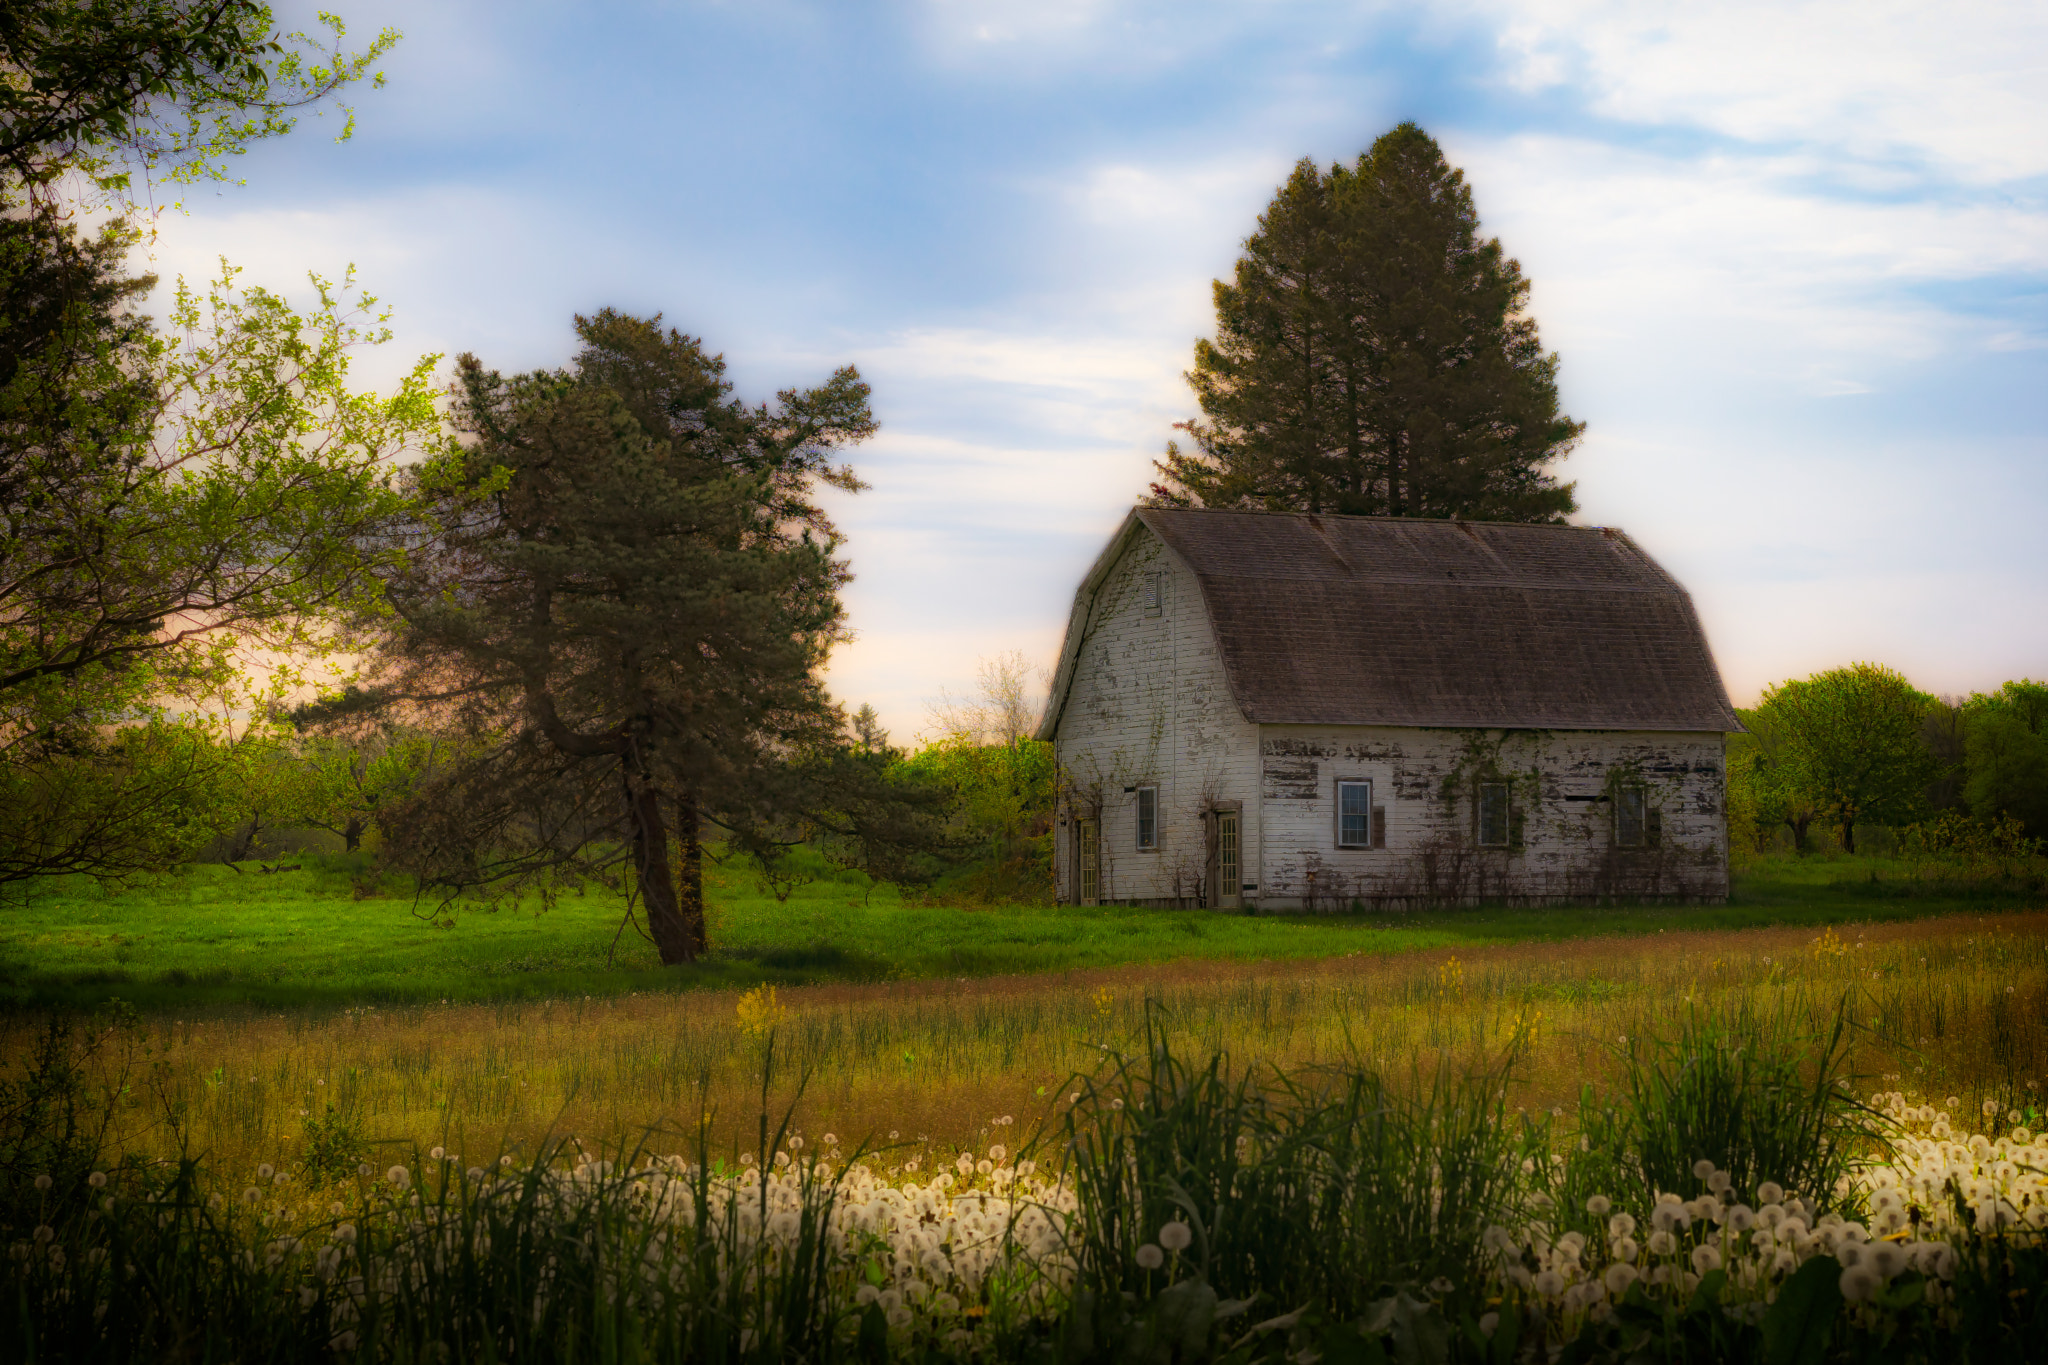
153, 0, 2048, 741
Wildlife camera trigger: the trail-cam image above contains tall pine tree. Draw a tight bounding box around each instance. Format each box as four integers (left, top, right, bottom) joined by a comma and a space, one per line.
353, 311, 945, 963
1153, 124, 1581, 521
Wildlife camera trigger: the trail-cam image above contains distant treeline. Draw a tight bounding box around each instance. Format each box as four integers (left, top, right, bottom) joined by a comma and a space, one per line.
1728, 664, 2046, 858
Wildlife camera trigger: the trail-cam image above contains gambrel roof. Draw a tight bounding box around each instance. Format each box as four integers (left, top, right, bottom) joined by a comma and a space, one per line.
1037, 508, 1743, 738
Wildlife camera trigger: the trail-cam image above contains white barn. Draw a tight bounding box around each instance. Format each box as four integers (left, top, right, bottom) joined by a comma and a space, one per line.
1036, 509, 1743, 910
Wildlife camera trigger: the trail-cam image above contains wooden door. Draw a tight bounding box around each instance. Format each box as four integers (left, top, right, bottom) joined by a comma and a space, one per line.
1076, 820, 1100, 906
1211, 811, 1239, 909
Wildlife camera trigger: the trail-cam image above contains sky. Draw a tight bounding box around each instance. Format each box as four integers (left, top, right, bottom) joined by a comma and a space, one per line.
148, 0, 2048, 743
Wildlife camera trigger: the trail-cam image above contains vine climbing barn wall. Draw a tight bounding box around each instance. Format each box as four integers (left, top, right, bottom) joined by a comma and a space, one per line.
1254, 726, 1728, 908
1045, 513, 1735, 909
1050, 528, 1261, 906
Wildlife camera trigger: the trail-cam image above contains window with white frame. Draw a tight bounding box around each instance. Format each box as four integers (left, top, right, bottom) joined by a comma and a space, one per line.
1136, 786, 1158, 849
1337, 780, 1372, 848
1478, 782, 1510, 847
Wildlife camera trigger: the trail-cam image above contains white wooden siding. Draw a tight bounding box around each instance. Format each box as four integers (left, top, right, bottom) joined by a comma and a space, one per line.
1050, 525, 1730, 908
1255, 725, 1728, 906
1052, 527, 1262, 904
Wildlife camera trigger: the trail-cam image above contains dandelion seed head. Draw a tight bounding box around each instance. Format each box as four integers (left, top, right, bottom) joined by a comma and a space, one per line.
1135, 1243, 1164, 1270
87, 1172, 106, 1189
1158, 1221, 1192, 1252
1585, 1195, 1611, 1216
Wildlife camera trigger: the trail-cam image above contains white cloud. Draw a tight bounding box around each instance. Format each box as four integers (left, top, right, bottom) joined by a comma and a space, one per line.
1482, 0, 2048, 181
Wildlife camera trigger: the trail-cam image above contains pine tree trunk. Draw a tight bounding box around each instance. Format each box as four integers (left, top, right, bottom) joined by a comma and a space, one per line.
628, 776, 696, 964
675, 791, 708, 959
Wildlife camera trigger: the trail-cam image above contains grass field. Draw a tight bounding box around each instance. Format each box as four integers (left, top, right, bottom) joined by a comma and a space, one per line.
20, 910, 2044, 1185
0, 848, 2040, 1011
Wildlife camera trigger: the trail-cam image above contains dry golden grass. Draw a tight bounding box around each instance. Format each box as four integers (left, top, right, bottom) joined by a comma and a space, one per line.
21, 912, 2045, 1179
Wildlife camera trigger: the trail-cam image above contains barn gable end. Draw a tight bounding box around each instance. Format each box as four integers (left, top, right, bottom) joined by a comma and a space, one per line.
1041, 510, 1738, 910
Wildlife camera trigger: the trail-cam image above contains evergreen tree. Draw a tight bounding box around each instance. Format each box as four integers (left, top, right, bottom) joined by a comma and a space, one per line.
356, 311, 945, 963
1153, 124, 1581, 521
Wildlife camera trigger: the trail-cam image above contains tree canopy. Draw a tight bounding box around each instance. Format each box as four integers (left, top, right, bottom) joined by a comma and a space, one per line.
1151, 123, 1581, 521
0, 0, 417, 884
348, 311, 944, 962
1748, 663, 1935, 854
2, 0, 397, 206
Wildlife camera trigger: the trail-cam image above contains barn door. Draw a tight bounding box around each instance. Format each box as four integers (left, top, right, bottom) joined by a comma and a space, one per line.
1076, 820, 1100, 905
1210, 811, 1239, 909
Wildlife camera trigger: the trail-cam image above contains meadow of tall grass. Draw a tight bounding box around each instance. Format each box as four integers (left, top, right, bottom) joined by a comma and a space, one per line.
16, 912, 2043, 1186
3, 982, 2043, 1362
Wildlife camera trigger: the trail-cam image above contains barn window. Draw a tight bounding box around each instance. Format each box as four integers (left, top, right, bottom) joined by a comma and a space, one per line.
1615, 787, 1647, 847
1136, 786, 1158, 849
1337, 780, 1372, 848
1478, 783, 1510, 847
1142, 571, 1164, 617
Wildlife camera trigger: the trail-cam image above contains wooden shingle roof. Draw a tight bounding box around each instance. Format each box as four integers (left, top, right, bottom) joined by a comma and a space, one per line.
1039, 509, 1742, 737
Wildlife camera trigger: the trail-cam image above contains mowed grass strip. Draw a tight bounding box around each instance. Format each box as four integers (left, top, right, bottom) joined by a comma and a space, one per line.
2, 851, 2040, 1010
27, 911, 2044, 1182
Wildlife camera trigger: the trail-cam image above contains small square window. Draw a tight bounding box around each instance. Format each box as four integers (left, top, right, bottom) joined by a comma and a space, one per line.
1136, 786, 1158, 849
1478, 783, 1510, 847
1616, 787, 1647, 847
1142, 572, 1164, 617
1337, 780, 1372, 848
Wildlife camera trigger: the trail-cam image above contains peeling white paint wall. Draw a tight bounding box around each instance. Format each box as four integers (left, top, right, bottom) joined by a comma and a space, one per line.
1050, 525, 1730, 908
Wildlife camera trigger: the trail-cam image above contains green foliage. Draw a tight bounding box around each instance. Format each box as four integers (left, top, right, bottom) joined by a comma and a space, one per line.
0, 719, 232, 883
1568, 999, 1874, 1216
1, 0, 419, 888
0, 246, 441, 880
356, 311, 946, 963
1062, 1010, 1531, 1325
1, 0, 398, 206
298, 1102, 368, 1187
900, 737, 1055, 899
1752, 664, 1936, 854
1961, 680, 2048, 839
1153, 123, 1580, 521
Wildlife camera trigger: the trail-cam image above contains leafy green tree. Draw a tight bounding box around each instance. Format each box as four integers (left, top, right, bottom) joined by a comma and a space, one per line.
1753, 663, 1934, 854
1152, 123, 1581, 520
1963, 680, 2048, 840
296, 726, 457, 855
1728, 706, 1821, 853
0, 256, 441, 879
356, 311, 943, 963
0, 718, 230, 884
2, 0, 397, 207
0, 3, 418, 884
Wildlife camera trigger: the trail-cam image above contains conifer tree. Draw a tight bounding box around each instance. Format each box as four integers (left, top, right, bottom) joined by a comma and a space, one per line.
358, 311, 944, 963
1153, 124, 1582, 521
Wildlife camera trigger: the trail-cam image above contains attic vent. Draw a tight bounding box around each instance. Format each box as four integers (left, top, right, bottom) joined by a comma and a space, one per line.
1142, 571, 1164, 618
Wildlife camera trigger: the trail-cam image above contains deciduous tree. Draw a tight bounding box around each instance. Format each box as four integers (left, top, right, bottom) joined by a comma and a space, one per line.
0, 3, 421, 885
1753, 663, 1934, 854
1962, 680, 2048, 840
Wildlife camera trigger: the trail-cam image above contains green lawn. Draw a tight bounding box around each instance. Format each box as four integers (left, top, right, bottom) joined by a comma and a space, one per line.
0, 850, 2039, 1011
